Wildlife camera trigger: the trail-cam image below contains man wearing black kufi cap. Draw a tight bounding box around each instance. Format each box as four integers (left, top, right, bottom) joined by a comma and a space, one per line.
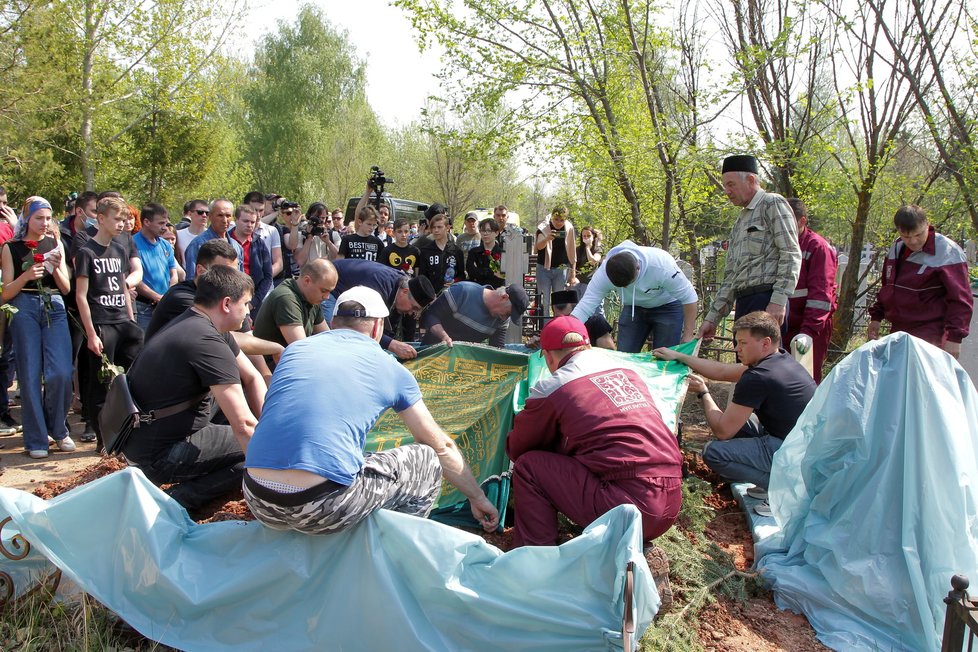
697, 155, 802, 342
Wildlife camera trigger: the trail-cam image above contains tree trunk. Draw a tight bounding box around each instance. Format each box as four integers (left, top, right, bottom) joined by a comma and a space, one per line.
832, 188, 873, 347
661, 175, 673, 250
81, 3, 96, 191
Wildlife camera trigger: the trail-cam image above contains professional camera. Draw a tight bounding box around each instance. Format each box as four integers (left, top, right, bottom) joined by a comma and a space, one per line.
278, 200, 300, 211
368, 166, 393, 191
300, 214, 327, 238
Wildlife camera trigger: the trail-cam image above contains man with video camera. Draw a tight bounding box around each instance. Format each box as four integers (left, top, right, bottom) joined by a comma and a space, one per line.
354, 167, 395, 246
263, 196, 303, 283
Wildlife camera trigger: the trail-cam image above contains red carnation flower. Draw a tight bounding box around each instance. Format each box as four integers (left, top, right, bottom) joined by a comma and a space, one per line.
401, 263, 411, 271
492, 252, 501, 261
33, 253, 44, 263
25, 240, 39, 250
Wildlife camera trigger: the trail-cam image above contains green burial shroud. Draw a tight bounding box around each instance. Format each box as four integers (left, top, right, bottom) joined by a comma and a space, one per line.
367, 341, 694, 527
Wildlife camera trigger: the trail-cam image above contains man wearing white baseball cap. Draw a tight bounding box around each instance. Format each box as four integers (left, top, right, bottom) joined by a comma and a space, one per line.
243, 285, 499, 534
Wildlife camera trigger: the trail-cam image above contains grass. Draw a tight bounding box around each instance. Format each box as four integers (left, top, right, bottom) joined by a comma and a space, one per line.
640, 474, 765, 651
0, 587, 174, 652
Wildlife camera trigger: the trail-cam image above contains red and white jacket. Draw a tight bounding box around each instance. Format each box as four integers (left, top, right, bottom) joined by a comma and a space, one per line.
868, 226, 973, 345
506, 350, 682, 481
787, 228, 838, 338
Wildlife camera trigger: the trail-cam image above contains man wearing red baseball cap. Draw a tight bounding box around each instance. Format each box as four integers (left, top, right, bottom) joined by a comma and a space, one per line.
505, 315, 683, 610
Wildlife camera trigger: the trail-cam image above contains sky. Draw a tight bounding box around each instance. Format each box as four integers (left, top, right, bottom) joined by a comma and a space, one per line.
243, 0, 443, 128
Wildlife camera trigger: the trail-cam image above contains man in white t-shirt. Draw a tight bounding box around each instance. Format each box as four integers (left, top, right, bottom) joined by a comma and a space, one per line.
176, 199, 208, 259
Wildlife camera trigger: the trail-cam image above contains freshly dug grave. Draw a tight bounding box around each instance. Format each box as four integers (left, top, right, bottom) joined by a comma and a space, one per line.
27, 423, 829, 651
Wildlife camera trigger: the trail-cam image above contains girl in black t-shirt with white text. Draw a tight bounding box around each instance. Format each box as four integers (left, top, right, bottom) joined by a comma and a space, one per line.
74, 196, 144, 449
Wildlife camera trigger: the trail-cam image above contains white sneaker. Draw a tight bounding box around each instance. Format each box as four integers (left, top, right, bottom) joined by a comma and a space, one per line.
28, 449, 49, 459
57, 436, 77, 452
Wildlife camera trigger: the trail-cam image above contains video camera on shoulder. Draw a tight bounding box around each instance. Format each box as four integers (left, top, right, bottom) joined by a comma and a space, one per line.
278, 200, 300, 212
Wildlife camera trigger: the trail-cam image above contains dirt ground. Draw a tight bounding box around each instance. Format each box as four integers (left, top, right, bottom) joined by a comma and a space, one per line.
680, 381, 829, 652
3, 381, 831, 651
0, 405, 100, 491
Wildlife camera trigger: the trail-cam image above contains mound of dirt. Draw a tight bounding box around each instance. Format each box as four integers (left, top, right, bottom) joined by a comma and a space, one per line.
698, 597, 829, 651
31, 457, 127, 499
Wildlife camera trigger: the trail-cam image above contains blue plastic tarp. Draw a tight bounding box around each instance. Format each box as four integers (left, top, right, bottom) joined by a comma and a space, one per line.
0, 468, 658, 651
758, 333, 978, 651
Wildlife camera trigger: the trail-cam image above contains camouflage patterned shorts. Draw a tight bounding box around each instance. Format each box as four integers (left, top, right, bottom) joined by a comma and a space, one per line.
243, 444, 443, 535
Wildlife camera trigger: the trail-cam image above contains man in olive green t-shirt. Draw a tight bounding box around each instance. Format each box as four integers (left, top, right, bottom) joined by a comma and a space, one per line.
253, 259, 337, 362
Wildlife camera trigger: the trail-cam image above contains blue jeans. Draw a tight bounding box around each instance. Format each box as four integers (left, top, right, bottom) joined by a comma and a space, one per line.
616, 300, 684, 353
9, 293, 73, 451
134, 301, 155, 332
701, 418, 783, 489
536, 264, 569, 322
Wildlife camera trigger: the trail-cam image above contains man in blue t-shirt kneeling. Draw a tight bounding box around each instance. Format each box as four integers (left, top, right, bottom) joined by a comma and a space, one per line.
243, 286, 499, 534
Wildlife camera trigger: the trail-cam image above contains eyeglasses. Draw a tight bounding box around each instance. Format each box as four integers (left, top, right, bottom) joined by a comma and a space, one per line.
480, 228, 495, 233
194, 209, 210, 216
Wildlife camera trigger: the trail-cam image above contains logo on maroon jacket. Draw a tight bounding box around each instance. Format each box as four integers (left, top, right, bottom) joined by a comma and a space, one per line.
590, 370, 647, 410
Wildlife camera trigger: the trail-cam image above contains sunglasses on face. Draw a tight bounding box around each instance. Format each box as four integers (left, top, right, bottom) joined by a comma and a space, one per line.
195, 209, 210, 216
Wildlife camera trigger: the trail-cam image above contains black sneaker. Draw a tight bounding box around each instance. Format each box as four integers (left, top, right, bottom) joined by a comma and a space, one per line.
79, 425, 97, 443
0, 413, 21, 435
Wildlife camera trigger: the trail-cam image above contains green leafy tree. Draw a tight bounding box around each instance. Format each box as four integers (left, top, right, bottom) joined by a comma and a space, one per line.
243, 5, 380, 205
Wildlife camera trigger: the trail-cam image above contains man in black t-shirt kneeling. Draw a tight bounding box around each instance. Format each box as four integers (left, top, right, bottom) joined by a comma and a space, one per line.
123, 267, 265, 511
653, 311, 815, 490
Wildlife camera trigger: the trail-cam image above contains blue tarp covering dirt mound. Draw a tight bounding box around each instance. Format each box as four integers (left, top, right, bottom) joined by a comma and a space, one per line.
759, 333, 978, 651
0, 468, 657, 651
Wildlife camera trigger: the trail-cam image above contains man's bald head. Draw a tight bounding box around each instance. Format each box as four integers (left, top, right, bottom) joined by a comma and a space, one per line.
301, 258, 337, 284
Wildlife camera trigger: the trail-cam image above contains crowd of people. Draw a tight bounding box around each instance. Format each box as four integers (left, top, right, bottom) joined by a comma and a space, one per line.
0, 151, 972, 611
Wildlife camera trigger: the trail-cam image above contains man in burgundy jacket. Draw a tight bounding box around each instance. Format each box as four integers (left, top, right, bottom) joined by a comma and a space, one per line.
868, 205, 973, 358
505, 316, 683, 605
784, 199, 838, 382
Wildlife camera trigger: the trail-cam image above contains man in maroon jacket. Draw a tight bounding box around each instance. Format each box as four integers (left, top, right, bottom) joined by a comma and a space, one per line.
505, 316, 683, 606
868, 205, 973, 358
784, 199, 838, 382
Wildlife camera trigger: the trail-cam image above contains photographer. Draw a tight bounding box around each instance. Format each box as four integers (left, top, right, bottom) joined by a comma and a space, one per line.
535, 206, 577, 321
295, 202, 339, 266
268, 197, 302, 283
355, 167, 393, 217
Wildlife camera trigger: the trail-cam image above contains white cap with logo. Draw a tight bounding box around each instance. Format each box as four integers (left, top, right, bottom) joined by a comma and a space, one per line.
334, 286, 390, 319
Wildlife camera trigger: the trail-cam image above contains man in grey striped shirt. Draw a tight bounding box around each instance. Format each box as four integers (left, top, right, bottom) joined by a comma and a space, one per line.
698, 155, 802, 342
